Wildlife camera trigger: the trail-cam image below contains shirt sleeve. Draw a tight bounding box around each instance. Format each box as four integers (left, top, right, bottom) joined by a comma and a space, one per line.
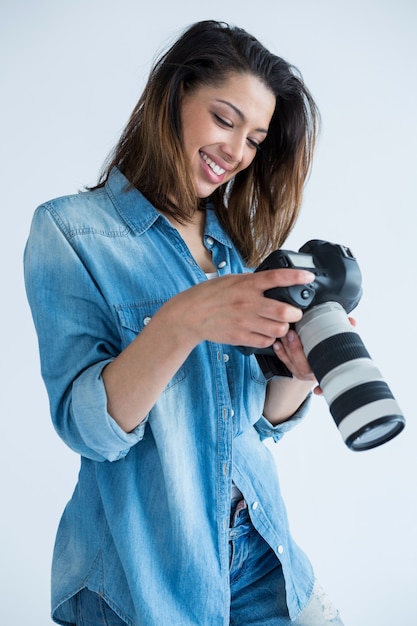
254, 392, 312, 442
24, 203, 146, 462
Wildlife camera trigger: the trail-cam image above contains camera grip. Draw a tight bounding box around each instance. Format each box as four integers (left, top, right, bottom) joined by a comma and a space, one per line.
255, 351, 293, 380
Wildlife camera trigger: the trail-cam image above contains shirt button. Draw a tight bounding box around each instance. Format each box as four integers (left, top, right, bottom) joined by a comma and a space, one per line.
217, 261, 227, 269
251, 501, 259, 511
223, 354, 229, 363
277, 545, 284, 555
206, 236, 214, 246
143, 316, 152, 326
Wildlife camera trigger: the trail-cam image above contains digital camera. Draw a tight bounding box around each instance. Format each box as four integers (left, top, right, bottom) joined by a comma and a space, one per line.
241, 239, 405, 451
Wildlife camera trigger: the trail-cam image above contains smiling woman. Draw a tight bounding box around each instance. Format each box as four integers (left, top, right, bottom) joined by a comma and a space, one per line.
23, 19, 344, 626
179, 74, 276, 199
96, 19, 319, 267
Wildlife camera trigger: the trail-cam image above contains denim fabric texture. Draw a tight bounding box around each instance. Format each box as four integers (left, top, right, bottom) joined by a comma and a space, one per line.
74, 503, 343, 626
24, 167, 314, 625
76, 589, 126, 626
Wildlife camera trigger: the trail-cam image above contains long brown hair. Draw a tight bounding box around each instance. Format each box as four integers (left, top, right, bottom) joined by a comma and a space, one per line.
95, 20, 320, 266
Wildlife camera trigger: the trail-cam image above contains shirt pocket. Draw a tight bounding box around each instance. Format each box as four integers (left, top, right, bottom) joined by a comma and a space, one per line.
114, 300, 186, 390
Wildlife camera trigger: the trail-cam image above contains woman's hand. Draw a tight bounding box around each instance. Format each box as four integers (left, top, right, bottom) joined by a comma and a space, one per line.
262, 329, 317, 424
273, 329, 316, 382
104, 257, 357, 432
103, 268, 317, 432
263, 315, 358, 423
162, 268, 316, 351
272, 316, 357, 396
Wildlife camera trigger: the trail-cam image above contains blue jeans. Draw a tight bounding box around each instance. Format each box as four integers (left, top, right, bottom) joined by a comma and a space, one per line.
230, 502, 343, 626
229, 500, 344, 625
75, 503, 344, 625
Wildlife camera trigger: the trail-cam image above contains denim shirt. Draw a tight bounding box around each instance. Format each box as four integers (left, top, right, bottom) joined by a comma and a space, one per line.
24, 167, 314, 625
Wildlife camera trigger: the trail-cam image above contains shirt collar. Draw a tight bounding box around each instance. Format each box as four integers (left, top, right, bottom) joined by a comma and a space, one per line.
106, 166, 234, 249
105, 167, 161, 235
204, 208, 233, 249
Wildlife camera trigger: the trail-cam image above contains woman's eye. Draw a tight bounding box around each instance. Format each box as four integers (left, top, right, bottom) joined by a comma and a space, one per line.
248, 138, 261, 150
213, 113, 233, 128
213, 112, 262, 150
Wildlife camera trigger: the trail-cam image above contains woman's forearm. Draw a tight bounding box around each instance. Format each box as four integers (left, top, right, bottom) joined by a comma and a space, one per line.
102, 299, 198, 433
263, 376, 314, 425
103, 270, 315, 433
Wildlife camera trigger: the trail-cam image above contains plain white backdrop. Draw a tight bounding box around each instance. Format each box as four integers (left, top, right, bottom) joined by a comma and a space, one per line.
1, 1, 416, 624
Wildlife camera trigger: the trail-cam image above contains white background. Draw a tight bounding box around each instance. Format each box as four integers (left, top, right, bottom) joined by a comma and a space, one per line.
1, 1, 416, 624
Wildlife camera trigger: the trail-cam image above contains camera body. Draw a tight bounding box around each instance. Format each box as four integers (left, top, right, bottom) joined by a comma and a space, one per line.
241, 239, 405, 451
258, 239, 362, 314
240, 239, 362, 378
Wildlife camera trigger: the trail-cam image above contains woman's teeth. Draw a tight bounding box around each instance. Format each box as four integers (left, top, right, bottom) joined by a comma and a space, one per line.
201, 153, 226, 176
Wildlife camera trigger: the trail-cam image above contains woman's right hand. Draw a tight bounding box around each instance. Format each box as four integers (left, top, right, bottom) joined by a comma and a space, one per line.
161, 268, 316, 351
103, 268, 314, 432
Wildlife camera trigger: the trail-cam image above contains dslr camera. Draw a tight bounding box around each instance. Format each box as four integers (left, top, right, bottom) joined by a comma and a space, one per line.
241, 239, 405, 451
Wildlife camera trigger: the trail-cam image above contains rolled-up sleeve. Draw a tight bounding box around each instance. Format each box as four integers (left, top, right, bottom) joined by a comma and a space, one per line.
24, 203, 145, 461
71, 360, 147, 461
255, 393, 311, 442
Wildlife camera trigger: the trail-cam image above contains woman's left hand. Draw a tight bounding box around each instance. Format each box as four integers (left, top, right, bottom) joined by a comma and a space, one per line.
273, 316, 357, 396
272, 328, 319, 387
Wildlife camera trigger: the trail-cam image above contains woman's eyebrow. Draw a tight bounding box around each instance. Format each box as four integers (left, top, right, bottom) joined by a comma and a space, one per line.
215, 99, 268, 134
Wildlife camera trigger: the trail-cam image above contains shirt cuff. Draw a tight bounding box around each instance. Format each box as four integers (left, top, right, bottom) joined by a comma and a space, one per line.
255, 393, 312, 442
71, 359, 148, 461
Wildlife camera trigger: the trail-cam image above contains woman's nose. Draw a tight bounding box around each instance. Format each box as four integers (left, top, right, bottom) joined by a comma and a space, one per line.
220, 133, 246, 165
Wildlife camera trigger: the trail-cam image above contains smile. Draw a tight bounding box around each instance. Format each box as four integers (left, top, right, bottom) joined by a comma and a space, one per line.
200, 152, 226, 176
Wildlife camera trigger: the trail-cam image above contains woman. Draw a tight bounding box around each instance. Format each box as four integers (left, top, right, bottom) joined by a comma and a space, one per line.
24, 20, 344, 626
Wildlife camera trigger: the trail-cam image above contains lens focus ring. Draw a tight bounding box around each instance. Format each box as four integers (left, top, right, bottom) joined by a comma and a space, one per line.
307, 332, 370, 383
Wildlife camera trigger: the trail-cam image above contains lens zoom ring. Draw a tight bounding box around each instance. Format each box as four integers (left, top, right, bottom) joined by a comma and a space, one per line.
307, 332, 370, 382
330, 381, 395, 426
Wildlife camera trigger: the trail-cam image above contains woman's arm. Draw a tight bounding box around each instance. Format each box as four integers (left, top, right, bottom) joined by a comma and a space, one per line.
102, 269, 315, 433
262, 329, 317, 425
263, 316, 357, 425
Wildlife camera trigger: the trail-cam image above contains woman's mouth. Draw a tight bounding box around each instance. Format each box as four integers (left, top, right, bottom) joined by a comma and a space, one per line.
200, 152, 226, 176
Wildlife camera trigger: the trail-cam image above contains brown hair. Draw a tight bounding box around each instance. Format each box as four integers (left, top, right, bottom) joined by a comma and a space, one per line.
95, 20, 319, 266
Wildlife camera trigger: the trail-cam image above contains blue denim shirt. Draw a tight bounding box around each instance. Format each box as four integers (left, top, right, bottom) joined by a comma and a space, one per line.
24, 167, 314, 625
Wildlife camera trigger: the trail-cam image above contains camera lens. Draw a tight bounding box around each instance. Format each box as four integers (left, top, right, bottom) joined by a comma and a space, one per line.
295, 302, 405, 451
347, 417, 405, 451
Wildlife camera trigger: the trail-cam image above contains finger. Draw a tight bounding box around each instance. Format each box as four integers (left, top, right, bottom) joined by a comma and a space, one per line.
224, 286, 302, 328
274, 332, 315, 380
253, 268, 315, 292
241, 325, 290, 348
279, 329, 308, 360
258, 298, 304, 325
280, 328, 303, 350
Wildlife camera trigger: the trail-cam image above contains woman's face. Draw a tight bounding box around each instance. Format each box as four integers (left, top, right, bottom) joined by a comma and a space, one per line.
180, 73, 276, 198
